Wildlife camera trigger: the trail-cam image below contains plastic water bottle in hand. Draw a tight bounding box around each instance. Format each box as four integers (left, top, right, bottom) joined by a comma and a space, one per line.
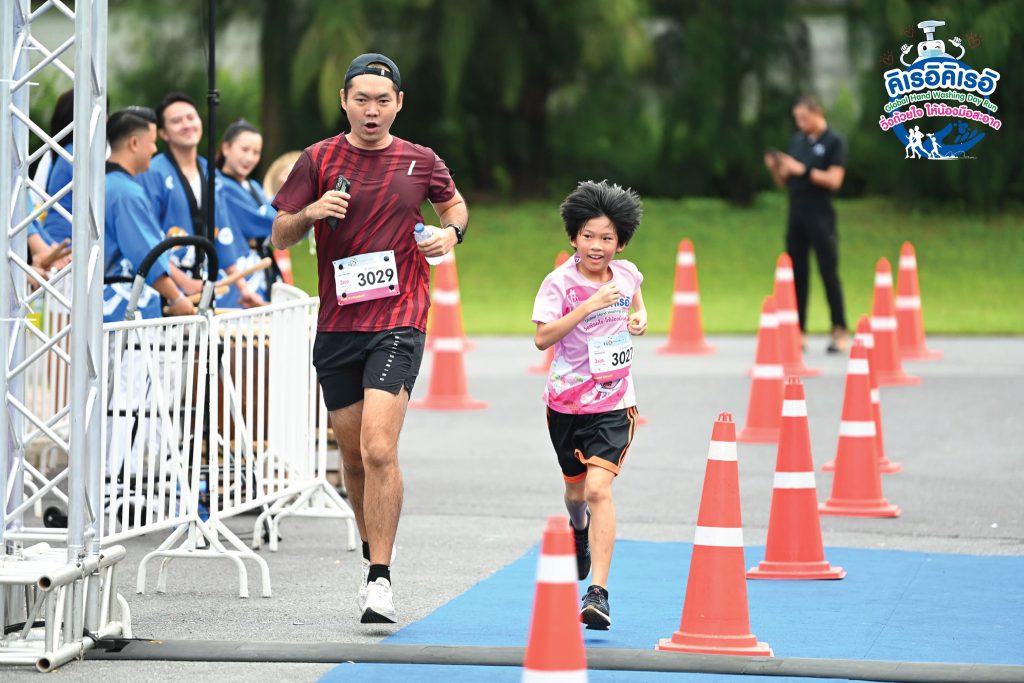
413, 223, 444, 266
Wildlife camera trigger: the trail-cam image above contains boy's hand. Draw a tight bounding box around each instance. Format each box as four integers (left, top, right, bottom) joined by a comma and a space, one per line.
587, 283, 620, 312
628, 309, 647, 336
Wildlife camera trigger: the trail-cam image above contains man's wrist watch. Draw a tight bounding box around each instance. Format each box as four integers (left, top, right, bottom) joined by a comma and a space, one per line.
445, 223, 465, 244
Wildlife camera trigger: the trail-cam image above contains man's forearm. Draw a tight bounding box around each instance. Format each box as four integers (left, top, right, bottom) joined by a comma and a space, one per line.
439, 202, 469, 233
272, 209, 314, 249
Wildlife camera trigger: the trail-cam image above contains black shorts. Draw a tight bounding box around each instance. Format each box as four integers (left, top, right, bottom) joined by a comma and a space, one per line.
546, 406, 639, 483
312, 327, 425, 411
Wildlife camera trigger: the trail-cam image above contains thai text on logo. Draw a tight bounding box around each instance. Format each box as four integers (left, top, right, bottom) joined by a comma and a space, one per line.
877, 19, 1001, 160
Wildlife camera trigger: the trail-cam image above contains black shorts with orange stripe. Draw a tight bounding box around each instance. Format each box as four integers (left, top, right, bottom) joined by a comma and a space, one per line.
546, 406, 639, 483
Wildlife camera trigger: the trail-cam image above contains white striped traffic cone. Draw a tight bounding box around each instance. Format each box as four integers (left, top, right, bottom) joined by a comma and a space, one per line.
522, 515, 588, 682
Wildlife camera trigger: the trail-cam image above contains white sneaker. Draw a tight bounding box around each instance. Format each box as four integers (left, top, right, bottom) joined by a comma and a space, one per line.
357, 545, 398, 612
360, 577, 397, 624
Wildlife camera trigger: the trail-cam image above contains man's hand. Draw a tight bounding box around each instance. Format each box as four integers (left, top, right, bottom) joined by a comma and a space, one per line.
763, 151, 780, 170
305, 190, 350, 223
628, 309, 647, 336
586, 283, 621, 313
775, 152, 806, 178
38, 239, 72, 270
416, 225, 457, 258
166, 295, 196, 317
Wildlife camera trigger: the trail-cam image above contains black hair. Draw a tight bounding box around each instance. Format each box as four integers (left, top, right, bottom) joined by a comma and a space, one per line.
156, 91, 198, 129
794, 94, 823, 114
560, 180, 642, 246
215, 119, 261, 170
107, 106, 157, 148
49, 89, 75, 146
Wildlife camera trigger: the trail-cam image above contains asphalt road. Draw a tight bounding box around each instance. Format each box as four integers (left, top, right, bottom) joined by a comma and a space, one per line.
4, 335, 1021, 681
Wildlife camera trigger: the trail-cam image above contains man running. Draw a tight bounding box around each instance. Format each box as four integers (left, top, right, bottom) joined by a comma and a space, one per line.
271, 53, 468, 624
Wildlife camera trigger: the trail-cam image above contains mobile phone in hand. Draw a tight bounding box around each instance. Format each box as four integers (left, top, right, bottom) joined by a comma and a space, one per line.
326, 174, 350, 230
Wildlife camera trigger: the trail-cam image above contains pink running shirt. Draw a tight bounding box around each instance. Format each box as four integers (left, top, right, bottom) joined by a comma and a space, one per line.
532, 256, 643, 415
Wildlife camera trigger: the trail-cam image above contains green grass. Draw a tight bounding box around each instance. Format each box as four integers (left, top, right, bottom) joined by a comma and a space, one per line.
290, 194, 1024, 334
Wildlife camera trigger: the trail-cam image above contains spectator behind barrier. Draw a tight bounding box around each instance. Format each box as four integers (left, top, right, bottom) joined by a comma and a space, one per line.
103, 106, 199, 322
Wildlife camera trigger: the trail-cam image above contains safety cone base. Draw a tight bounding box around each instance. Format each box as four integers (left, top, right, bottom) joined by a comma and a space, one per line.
657, 632, 773, 657
819, 499, 900, 518
747, 560, 845, 580
825, 458, 899, 473
878, 458, 902, 474
657, 341, 715, 355
875, 370, 921, 387
737, 426, 779, 444
410, 397, 488, 411
901, 347, 943, 361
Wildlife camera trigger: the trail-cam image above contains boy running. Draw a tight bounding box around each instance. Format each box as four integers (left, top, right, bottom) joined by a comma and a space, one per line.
532, 180, 646, 630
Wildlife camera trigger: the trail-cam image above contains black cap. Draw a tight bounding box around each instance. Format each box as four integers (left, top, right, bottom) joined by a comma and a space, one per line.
344, 53, 401, 90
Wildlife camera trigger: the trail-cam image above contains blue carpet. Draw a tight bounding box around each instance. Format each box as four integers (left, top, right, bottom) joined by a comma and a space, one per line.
321, 541, 1024, 682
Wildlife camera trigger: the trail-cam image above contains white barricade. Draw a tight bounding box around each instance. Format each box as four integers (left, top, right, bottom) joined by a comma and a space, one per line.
127, 295, 356, 598
12, 288, 360, 599
101, 315, 209, 544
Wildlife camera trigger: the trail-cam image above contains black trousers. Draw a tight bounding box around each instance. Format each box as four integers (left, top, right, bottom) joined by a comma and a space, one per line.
786, 201, 847, 332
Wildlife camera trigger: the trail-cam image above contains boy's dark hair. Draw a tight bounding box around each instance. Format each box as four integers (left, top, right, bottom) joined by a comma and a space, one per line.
215, 119, 261, 169
156, 91, 198, 129
560, 180, 642, 246
107, 106, 157, 148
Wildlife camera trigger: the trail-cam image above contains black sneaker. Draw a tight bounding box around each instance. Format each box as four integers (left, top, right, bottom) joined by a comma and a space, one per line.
580, 584, 610, 630
570, 513, 591, 580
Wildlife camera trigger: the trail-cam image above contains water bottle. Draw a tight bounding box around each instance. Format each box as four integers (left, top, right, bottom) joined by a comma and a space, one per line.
413, 223, 444, 266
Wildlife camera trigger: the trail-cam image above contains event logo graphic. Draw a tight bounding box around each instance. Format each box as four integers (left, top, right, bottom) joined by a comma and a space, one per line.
878, 19, 1001, 160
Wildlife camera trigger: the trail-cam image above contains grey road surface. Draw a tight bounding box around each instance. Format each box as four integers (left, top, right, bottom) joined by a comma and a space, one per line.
4, 335, 1021, 682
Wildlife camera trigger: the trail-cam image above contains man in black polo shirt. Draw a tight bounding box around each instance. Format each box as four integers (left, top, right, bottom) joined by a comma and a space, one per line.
765, 95, 848, 353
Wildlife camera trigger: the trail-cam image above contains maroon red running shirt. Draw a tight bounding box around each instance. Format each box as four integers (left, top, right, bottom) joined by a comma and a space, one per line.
272, 134, 456, 332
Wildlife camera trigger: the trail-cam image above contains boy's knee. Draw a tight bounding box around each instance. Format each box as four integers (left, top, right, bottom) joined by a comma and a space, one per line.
584, 480, 612, 506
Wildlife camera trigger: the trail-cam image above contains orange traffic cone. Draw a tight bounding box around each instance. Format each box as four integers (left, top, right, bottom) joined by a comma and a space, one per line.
896, 242, 942, 361
773, 254, 820, 377
870, 259, 920, 387
426, 251, 474, 352
748, 378, 844, 580
273, 248, 293, 285
819, 340, 900, 518
657, 413, 772, 656
658, 239, 714, 355
529, 250, 571, 374
738, 296, 783, 443
411, 256, 486, 411
823, 316, 901, 474
523, 516, 588, 682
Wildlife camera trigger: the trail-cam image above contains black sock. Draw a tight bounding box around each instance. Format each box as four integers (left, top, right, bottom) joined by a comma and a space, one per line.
361, 541, 370, 561
367, 564, 390, 584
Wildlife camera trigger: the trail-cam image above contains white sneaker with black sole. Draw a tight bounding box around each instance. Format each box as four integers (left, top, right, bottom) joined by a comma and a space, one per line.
358, 545, 398, 613
360, 577, 397, 623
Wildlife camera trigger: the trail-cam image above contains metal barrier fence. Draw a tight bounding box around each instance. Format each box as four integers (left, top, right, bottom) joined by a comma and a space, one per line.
89, 291, 359, 599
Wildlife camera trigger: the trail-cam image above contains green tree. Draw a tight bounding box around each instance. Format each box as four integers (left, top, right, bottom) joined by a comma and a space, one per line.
647, 0, 813, 204
289, 0, 652, 196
